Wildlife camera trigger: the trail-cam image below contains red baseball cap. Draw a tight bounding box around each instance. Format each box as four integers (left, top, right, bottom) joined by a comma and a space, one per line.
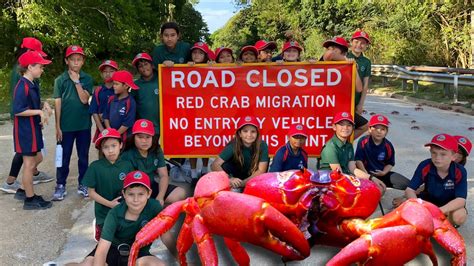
369, 114, 390, 127
215, 47, 233, 60
333, 111, 354, 125
424, 133, 458, 152
323, 37, 349, 50
18, 51, 52, 67
288, 124, 308, 138
239, 45, 258, 59
110, 70, 139, 90
454, 135, 472, 156
132, 52, 153, 67
191, 42, 216, 61
351, 31, 371, 44
237, 116, 259, 130
98, 60, 118, 71
132, 119, 155, 136
95, 128, 121, 149
65, 45, 85, 58
21, 37, 47, 57
255, 40, 277, 51
282, 41, 303, 53
123, 171, 151, 191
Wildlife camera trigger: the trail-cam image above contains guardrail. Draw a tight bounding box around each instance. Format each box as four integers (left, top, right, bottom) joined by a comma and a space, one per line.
371, 65, 474, 103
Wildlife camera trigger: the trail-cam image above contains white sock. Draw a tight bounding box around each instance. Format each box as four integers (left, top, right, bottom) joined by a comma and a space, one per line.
191, 169, 198, 179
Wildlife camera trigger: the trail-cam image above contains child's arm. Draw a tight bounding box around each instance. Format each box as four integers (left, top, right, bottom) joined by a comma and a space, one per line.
54, 98, 62, 142
93, 238, 112, 266
116, 126, 129, 135
92, 113, 105, 132
439, 198, 466, 215
211, 157, 225, 171
156, 167, 169, 205
405, 187, 417, 199
88, 188, 121, 208
104, 119, 111, 129
356, 76, 369, 114
355, 160, 368, 173
350, 161, 386, 193
68, 70, 90, 104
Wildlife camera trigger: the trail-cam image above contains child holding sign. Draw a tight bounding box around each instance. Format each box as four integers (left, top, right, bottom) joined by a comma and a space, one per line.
211, 116, 269, 192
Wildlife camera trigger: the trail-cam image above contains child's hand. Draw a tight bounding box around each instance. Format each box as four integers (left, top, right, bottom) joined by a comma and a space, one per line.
163, 60, 174, 67
307, 59, 317, 64
68, 70, 80, 82
40, 111, 49, 126
345, 57, 355, 63
235, 60, 243, 66
111, 196, 122, 207
207, 60, 215, 66
371, 176, 387, 194
42, 102, 53, 116
56, 128, 63, 142
156, 196, 165, 206
370, 169, 385, 177
356, 104, 364, 115
187, 61, 195, 66
229, 178, 243, 188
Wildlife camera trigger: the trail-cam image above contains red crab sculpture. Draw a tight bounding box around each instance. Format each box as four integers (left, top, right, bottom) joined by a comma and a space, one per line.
129, 169, 465, 265
128, 171, 310, 266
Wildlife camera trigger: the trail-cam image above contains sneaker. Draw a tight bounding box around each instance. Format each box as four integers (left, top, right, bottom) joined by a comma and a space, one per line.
23, 195, 52, 210
77, 184, 89, 197
33, 171, 54, 185
52, 184, 67, 201
14, 188, 26, 200
0, 180, 21, 194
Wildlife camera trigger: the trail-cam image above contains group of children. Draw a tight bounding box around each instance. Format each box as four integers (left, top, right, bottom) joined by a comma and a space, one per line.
5, 20, 470, 264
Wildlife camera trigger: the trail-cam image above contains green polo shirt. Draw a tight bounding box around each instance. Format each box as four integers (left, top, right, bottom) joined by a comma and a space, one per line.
53, 70, 94, 132
132, 73, 160, 134
152, 41, 191, 67
82, 158, 134, 226
219, 141, 269, 178
101, 199, 162, 253
121, 147, 166, 182
319, 135, 354, 174
347, 51, 371, 106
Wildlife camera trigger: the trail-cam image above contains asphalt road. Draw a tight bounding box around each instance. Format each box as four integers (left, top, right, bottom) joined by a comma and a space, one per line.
0, 94, 472, 265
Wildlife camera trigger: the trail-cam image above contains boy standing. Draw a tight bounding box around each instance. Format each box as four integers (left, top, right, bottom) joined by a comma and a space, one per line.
53, 45, 93, 200
405, 134, 468, 227
319, 111, 386, 193
355, 115, 410, 201
152, 21, 190, 67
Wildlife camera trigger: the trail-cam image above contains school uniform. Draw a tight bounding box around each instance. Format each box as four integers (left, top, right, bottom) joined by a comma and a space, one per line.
87, 199, 162, 264
120, 147, 177, 199
319, 135, 354, 175
12, 77, 43, 155
82, 158, 134, 227
347, 51, 371, 107
89, 84, 115, 116
152, 41, 191, 67
218, 141, 269, 179
269, 142, 308, 172
408, 159, 467, 207
103, 95, 136, 139
132, 73, 160, 135
53, 70, 93, 185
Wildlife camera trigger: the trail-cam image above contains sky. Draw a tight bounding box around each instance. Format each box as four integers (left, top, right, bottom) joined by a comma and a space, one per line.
195, 0, 237, 33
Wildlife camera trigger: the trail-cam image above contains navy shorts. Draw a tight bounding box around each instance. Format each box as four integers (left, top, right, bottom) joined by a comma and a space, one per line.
18, 151, 38, 157
355, 113, 368, 129
150, 181, 178, 199
87, 244, 151, 266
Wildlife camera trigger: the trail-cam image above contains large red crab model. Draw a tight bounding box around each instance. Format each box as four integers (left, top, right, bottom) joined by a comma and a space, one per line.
129, 169, 466, 265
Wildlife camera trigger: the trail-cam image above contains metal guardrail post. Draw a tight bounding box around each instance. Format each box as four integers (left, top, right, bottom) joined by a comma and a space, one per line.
443, 84, 450, 97
382, 77, 388, 86
413, 80, 419, 92
453, 75, 459, 103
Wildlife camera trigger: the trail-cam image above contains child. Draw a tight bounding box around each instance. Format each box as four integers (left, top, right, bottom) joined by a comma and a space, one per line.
453, 135, 471, 166
269, 124, 308, 172
215, 46, 234, 63
239, 45, 258, 63
347, 30, 371, 131
121, 119, 186, 206
69, 171, 164, 266
13, 50, 53, 210
321, 37, 367, 139
103, 70, 137, 142
82, 128, 134, 241
255, 40, 277, 62
188, 42, 213, 183
355, 115, 410, 199
211, 116, 269, 191
131, 53, 160, 137
53, 45, 94, 200
319, 111, 386, 193
405, 134, 468, 227
89, 60, 118, 143
1, 37, 53, 197
152, 21, 191, 67
279, 41, 303, 62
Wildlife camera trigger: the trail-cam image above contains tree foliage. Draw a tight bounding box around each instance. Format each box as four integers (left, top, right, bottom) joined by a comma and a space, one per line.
212, 0, 472, 67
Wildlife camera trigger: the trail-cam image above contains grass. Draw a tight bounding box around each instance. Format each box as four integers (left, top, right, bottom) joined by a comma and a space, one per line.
371, 76, 474, 109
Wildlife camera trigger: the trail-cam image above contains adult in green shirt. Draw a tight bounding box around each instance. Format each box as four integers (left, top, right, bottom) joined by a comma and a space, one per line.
131, 53, 160, 135
152, 21, 191, 68
73, 171, 164, 266
211, 116, 270, 191
319, 112, 385, 193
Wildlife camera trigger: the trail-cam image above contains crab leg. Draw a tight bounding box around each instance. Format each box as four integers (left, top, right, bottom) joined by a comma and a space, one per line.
176, 214, 195, 266
223, 238, 250, 266
193, 214, 219, 266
